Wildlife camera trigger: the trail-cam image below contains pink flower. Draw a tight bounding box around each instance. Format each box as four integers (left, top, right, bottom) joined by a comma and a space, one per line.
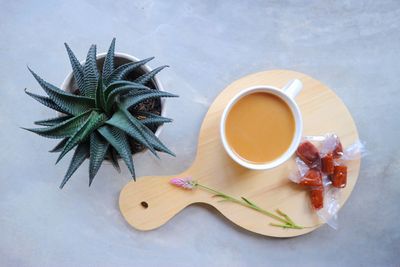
170, 177, 197, 189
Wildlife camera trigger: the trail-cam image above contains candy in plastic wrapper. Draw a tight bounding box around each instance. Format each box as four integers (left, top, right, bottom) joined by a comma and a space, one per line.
288, 157, 310, 184
289, 158, 325, 210
296, 141, 321, 168
290, 133, 367, 229
316, 188, 341, 230
333, 142, 343, 159
318, 134, 343, 158
331, 165, 347, 188
310, 187, 324, 210
319, 134, 366, 163
321, 153, 334, 175
289, 158, 328, 188
300, 169, 322, 187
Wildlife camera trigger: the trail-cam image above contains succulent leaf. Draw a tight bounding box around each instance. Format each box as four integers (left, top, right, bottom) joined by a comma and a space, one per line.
106, 83, 148, 100
56, 111, 107, 163
137, 121, 175, 157
34, 115, 73, 126
89, 131, 109, 185
105, 107, 157, 156
140, 116, 172, 127
82, 45, 99, 98
23, 110, 93, 139
135, 111, 172, 126
28, 68, 95, 115
105, 84, 149, 113
105, 80, 136, 90
107, 148, 121, 173
64, 43, 85, 91
59, 142, 89, 189
122, 90, 178, 109
49, 138, 69, 152
25, 89, 67, 113
102, 38, 116, 81
104, 80, 147, 98
135, 110, 161, 118
95, 77, 106, 110
106, 57, 154, 85
97, 125, 135, 179
119, 105, 175, 156
135, 65, 168, 86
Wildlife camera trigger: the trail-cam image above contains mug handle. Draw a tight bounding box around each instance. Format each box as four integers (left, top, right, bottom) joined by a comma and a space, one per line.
282, 79, 303, 98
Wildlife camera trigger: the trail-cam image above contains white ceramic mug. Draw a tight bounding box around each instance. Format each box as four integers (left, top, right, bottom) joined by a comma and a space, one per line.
220, 79, 303, 170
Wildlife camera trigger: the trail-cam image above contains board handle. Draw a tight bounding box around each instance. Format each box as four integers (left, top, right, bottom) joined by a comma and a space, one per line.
119, 173, 205, 231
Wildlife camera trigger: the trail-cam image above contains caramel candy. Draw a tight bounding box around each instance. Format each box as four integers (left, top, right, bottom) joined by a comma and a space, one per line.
300, 169, 322, 187
296, 141, 321, 168
321, 153, 334, 175
332, 165, 347, 188
310, 187, 324, 210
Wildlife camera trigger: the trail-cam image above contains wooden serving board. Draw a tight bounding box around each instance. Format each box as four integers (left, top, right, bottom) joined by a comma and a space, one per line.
119, 70, 360, 237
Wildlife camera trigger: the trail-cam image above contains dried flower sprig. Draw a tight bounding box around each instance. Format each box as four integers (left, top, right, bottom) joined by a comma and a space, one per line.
170, 177, 305, 229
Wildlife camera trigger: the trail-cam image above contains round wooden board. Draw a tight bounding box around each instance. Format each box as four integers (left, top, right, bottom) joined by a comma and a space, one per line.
119, 70, 361, 238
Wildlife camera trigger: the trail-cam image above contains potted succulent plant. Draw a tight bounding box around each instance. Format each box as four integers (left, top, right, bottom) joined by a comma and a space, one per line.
24, 38, 178, 188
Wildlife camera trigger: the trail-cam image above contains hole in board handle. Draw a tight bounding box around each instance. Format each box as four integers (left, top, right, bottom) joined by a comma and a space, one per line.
141, 201, 149, 209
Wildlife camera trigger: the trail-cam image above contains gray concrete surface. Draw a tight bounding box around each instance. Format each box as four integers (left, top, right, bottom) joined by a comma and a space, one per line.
0, 0, 399, 266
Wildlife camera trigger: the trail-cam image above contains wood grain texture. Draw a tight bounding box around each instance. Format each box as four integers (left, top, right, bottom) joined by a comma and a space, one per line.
119, 70, 360, 237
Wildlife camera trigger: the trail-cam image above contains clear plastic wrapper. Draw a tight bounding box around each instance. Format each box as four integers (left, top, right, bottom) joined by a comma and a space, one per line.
290, 133, 366, 229
317, 188, 341, 229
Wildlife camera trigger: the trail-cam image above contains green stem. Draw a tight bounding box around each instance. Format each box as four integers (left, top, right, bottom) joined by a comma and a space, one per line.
276, 209, 295, 225
195, 183, 303, 229
270, 223, 304, 229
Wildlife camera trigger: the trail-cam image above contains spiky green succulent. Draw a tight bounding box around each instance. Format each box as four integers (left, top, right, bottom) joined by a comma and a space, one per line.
24, 38, 177, 188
